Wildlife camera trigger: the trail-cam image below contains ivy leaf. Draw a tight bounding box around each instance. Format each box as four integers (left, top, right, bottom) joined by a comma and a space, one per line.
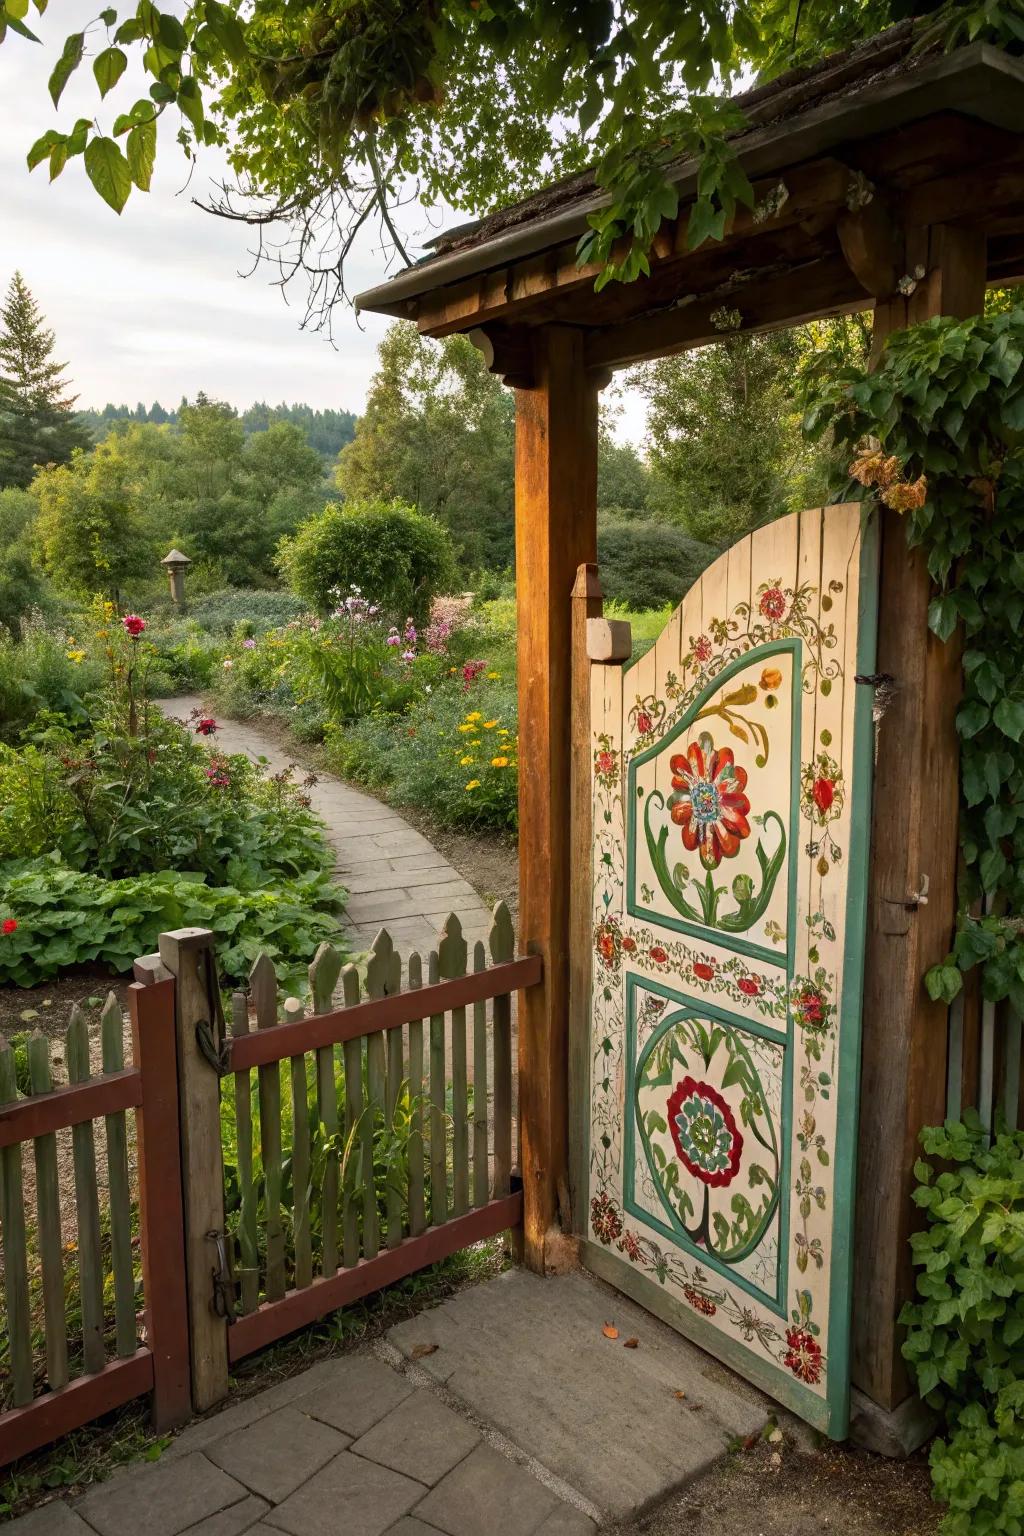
93, 44, 127, 97
127, 117, 156, 190
994, 698, 1024, 743
957, 699, 990, 739
83, 135, 132, 213
48, 30, 84, 106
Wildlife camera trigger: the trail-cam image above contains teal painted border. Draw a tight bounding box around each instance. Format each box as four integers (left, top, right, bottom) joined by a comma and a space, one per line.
623, 972, 791, 1317
625, 639, 802, 973
822, 507, 880, 1442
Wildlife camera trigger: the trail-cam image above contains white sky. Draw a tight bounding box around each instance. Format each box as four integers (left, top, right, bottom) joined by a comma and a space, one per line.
1, 5, 647, 440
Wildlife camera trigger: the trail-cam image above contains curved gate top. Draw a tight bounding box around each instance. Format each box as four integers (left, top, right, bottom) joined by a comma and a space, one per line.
583, 503, 878, 1438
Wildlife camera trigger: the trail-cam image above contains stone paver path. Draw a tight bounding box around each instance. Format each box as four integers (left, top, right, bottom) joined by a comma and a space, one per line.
10, 1269, 770, 1535
159, 698, 492, 957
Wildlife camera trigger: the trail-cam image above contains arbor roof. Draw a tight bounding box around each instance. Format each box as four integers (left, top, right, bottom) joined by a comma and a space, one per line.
356, 25, 1024, 378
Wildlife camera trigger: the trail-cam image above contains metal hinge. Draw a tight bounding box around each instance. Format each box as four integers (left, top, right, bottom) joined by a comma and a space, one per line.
208, 1230, 236, 1323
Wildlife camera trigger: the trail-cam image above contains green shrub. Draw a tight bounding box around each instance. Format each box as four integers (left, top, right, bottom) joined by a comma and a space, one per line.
597, 516, 717, 611
278, 499, 455, 620
0, 857, 345, 989
188, 588, 307, 636
901, 1114, 1024, 1534
328, 674, 518, 831
0, 619, 102, 743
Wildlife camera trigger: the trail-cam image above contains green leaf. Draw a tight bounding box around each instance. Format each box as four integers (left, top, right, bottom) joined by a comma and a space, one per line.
994, 698, 1024, 743
83, 135, 132, 213
26, 127, 62, 170
127, 117, 156, 190
93, 44, 127, 97
48, 30, 84, 107
686, 196, 726, 250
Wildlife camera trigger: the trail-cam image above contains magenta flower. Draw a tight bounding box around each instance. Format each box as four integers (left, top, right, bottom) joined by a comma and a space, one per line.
122, 614, 146, 638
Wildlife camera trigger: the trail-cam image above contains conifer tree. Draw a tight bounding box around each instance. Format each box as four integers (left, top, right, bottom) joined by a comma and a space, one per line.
0, 271, 89, 489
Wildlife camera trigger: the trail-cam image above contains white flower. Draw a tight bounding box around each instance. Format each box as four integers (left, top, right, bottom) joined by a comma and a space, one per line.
223, 658, 234, 670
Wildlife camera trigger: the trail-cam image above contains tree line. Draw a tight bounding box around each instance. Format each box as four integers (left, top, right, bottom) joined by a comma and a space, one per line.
77, 399, 357, 459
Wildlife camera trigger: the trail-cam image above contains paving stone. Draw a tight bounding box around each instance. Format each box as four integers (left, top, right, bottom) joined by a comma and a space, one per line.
535, 1506, 598, 1536
414, 1445, 558, 1536
349, 1389, 480, 1485
76, 1453, 247, 1536
346, 891, 421, 921
5, 1503, 94, 1534
294, 1354, 415, 1437
261, 1452, 424, 1536
179, 1494, 271, 1534
206, 1407, 347, 1503
389, 1268, 769, 1520
386, 1522, 448, 1536
409, 881, 479, 909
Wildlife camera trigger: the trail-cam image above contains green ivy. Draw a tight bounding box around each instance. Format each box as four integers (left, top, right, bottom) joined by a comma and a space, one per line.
808, 308, 1024, 1007
900, 1117, 1024, 1534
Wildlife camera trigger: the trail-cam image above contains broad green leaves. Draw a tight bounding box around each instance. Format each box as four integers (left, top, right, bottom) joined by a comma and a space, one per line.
93, 44, 127, 96
127, 116, 155, 189
48, 29, 83, 106
84, 134, 132, 212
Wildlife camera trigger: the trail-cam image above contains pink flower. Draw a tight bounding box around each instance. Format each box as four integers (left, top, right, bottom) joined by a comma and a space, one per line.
401, 649, 416, 662
2, 918, 17, 935
242, 638, 257, 650
386, 633, 401, 647
122, 614, 145, 638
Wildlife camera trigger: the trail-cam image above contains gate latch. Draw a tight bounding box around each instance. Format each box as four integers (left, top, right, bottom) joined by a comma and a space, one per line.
208, 1230, 236, 1323
881, 873, 929, 934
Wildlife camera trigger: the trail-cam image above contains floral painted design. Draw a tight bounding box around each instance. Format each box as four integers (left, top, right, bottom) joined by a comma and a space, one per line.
591, 1191, 624, 1245
667, 733, 751, 870
594, 917, 623, 972
801, 748, 846, 875
784, 1327, 823, 1385
683, 1285, 718, 1317
594, 733, 620, 789
668, 1077, 743, 1188
629, 694, 665, 742
692, 633, 713, 664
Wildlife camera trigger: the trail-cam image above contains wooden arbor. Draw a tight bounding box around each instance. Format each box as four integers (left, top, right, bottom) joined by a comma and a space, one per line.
356, 27, 1024, 1438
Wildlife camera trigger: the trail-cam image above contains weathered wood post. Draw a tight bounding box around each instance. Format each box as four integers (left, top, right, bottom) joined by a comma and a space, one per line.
851, 222, 986, 1448
157, 927, 230, 1413
514, 326, 601, 1272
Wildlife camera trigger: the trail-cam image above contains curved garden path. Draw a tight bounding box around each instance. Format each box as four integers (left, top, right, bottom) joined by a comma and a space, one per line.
158, 697, 493, 958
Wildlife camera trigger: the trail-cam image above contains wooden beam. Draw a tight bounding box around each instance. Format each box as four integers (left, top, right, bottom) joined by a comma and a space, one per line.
838, 194, 902, 298
415, 158, 852, 339
852, 223, 987, 1415
515, 328, 600, 1272
584, 253, 867, 372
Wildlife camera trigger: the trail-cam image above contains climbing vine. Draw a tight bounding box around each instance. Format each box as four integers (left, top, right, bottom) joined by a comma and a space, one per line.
807, 308, 1024, 1009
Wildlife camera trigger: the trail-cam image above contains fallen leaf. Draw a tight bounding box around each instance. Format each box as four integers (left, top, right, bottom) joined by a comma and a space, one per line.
673, 1390, 686, 1401
742, 1432, 760, 1451
623, 1337, 639, 1349
410, 1343, 439, 1359
602, 1322, 619, 1339
767, 1427, 783, 1444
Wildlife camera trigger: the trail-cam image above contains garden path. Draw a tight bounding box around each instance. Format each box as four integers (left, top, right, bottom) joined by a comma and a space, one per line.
158, 698, 493, 959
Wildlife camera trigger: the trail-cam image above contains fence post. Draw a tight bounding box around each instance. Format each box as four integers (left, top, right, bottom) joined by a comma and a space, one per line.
157, 927, 229, 1413
130, 957, 191, 1432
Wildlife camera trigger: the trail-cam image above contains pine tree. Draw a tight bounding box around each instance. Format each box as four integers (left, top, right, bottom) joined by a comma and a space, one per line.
0, 271, 90, 489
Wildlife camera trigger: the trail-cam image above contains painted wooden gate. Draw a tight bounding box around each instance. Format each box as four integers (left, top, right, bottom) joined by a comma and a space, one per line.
582, 504, 878, 1438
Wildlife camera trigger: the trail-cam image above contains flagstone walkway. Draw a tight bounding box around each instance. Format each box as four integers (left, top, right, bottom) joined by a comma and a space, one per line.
158, 698, 493, 958
9, 1269, 771, 1535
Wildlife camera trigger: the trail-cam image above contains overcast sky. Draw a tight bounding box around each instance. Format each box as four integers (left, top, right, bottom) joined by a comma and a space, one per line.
1, 6, 646, 439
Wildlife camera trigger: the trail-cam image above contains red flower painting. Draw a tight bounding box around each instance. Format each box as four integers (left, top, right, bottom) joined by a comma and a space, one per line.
784, 1327, 823, 1384
667, 732, 751, 870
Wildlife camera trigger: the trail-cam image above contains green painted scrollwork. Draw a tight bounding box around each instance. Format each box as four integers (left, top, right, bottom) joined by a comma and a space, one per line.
644, 790, 786, 935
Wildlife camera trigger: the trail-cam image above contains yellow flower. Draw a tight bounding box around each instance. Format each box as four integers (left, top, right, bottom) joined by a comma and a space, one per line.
469, 739, 481, 747
491, 756, 509, 768
483, 719, 498, 729
66, 649, 85, 663
465, 779, 481, 790
759, 667, 783, 691
457, 723, 474, 733
487, 671, 500, 679
466, 711, 482, 722
460, 755, 474, 766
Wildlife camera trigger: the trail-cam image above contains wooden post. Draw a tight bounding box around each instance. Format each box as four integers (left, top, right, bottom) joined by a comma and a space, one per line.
852, 225, 986, 1426
157, 927, 229, 1413
514, 327, 600, 1272
568, 564, 603, 1234
130, 971, 191, 1432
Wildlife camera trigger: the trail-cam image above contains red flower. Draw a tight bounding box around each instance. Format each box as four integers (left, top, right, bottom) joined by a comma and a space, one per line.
692, 634, 713, 663
667, 731, 751, 870
738, 976, 761, 997
1, 918, 17, 935
793, 985, 827, 1031
648, 945, 668, 964
812, 776, 835, 814
692, 962, 715, 982
596, 750, 616, 775
622, 936, 637, 953
591, 1192, 623, 1246
617, 1230, 644, 1263
636, 710, 653, 735
784, 1327, 823, 1384
195, 718, 218, 736
683, 1285, 717, 1317
759, 586, 786, 622
668, 1076, 743, 1188
122, 613, 146, 637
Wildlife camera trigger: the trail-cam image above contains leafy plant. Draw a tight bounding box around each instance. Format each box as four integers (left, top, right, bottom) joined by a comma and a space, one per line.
900, 1116, 1024, 1534
808, 309, 1024, 1008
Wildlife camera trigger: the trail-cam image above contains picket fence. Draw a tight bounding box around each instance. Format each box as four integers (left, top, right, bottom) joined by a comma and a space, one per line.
0, 904, 538, 1466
